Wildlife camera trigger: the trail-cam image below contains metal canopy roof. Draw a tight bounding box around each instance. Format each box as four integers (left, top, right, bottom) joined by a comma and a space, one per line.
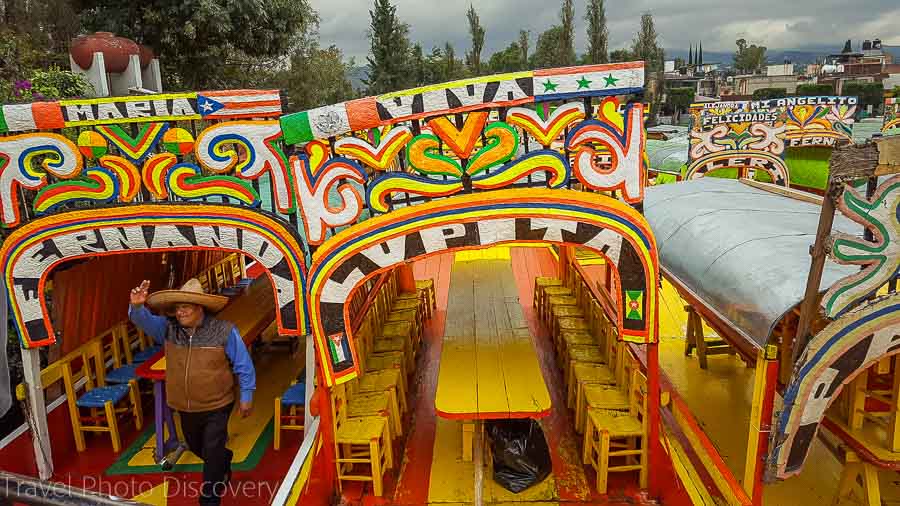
644, 178, 860, 349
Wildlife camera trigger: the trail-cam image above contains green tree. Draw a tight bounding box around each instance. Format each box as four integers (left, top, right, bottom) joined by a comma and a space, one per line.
78, 0, 314, 90
609, 48, 633, 63
273, 43, 355, 112
734, 38, 767, 74
518, 30, 530, 68
409, 43, 427, 86
0, 0, 81, 99
842, 81, 885, 110
559, 0, 577, 66
631, 13, 664, 123
751, 87, 787, 100
585, 0, 608, 64
487, 42, 524, 73
465, 4, 486, 75
666, 87, 694, 122
530, 26, 564, 69
795, 83, 834, 96
842, 39, 852, 53
365, 0, 411, 94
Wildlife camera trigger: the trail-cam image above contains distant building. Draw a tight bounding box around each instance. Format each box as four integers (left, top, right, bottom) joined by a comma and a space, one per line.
818, 38, 898, 94
766, 63, 795, 77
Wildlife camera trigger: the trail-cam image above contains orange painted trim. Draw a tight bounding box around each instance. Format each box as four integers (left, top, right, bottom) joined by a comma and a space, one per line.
346, 96, 382, 132
534, 61, 645, 76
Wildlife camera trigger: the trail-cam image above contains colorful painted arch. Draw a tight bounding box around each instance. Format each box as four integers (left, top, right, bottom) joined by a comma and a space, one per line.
1, 204, 309, 348
306, 188, 659, 386
769, 293, 900, 480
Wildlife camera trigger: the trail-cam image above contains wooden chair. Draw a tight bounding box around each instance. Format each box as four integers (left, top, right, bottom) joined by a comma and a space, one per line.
582, 365, 648, 494
197, 272, 212, 293
274, 381, 305, 450
332, 384, 394, 497
213, 262, 228, 292
63, 339, 143, 452
103, 324, 140, 386
533, 276, 563, 313
415, 278, 436, 319
576, 350, 634, 433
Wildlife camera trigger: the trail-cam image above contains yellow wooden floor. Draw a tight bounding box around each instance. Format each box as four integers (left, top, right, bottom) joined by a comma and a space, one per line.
125, 347, 304, 467
657, 279, 900, 505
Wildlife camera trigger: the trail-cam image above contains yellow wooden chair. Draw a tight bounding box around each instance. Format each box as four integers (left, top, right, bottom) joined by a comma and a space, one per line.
196, 271, 211, 293
576, 352, 635, 433
387, 308, 421, 348
213, 262, 228, 292
357, 367, 408, 414
568, 362, 616, 409
582, 366, 648, 494
63, 339, 143, 452
332, 385, 394, 497
274, 381, 305, 450
379, 321, 415, 371
415, 278, 436, 318
533, 276, 563, 313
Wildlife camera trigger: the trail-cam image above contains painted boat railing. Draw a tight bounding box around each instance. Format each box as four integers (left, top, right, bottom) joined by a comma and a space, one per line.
0, 469, 145, 505
269, 416, 320, 506
628, 343, 751, 505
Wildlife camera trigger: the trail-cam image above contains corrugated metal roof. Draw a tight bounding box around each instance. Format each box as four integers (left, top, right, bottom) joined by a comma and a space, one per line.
644, 178, 860, 348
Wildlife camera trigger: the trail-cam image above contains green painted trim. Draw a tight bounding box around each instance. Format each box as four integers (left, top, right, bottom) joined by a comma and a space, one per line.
279, 111, 313, 145
105, 419, 275, 476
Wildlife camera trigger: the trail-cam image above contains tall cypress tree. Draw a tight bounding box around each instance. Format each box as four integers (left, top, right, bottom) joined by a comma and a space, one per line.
559, 0, 576, 65
518, 30, 530, 68
699, 41, 703, 66
585, 0, 608, 64
365, 0, 409, 94
466, 5, 485, 75
688, 44, 693, 66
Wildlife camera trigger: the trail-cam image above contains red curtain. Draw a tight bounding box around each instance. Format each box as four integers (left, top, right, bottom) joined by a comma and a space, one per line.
50, 251, 229, 355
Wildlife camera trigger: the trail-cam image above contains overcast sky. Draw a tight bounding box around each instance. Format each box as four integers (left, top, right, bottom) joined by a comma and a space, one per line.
311, 0, 900, 62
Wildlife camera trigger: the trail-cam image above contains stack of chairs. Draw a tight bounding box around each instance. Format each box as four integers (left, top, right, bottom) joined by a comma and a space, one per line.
332, 267, 435, 496
197, 253, 252, 297
532, 255, 648, 493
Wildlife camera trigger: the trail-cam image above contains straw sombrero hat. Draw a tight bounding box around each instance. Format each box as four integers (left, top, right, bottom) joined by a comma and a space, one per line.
146, 278, 228, 313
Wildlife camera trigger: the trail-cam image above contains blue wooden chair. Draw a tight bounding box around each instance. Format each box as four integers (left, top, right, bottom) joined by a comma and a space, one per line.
63, 340, 143, 453
274, 381, 305, 450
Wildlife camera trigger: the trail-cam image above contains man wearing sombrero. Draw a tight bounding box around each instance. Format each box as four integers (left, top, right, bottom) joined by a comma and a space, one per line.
128, 278, 255, 505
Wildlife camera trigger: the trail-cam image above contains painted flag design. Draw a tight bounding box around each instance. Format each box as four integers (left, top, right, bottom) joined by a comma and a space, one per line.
196, 90, 282, 120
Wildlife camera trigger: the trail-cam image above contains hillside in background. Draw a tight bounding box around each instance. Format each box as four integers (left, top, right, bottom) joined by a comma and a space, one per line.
666, 45, 899, 67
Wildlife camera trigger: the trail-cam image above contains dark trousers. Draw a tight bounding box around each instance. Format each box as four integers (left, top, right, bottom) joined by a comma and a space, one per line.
179, 403, 234, 505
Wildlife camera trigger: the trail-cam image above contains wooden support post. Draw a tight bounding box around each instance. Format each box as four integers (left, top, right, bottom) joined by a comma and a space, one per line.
462, 421, 475, 462
890, 355, 900, 452
848, 370, 868, 430
834, 451, 881, 506
21, 347, 53, 480
647, 342, 663, 499
743, 345, 778, 505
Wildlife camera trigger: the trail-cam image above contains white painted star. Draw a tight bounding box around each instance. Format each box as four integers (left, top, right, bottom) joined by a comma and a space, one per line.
200, 100, 214, 112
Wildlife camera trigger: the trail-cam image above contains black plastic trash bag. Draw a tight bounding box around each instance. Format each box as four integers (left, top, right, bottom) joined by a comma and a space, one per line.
485, 419, 552, 493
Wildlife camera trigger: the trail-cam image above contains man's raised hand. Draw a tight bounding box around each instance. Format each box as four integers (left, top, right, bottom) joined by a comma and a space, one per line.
130, 280, 150, 306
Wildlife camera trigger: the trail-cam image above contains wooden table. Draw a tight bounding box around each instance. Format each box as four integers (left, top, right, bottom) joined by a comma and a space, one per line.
435, 259, 551, 461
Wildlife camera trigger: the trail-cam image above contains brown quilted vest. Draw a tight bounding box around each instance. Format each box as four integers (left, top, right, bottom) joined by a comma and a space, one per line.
163, 316, 236, 412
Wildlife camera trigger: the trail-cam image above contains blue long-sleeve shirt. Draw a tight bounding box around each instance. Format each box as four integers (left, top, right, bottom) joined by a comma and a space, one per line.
128, 304, 256, 403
